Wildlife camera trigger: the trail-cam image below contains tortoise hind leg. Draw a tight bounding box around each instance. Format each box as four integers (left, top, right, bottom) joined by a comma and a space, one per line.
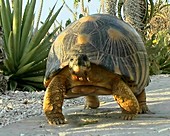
136, 89, 151, 114
113, 80, 139, 120
84, 96, 100, 109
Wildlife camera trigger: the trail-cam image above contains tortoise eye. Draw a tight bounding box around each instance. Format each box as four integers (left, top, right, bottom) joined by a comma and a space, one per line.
70, 58, 74, 61
82, 55, 88, 61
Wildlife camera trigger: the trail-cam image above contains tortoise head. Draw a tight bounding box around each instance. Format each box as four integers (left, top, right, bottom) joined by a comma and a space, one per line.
69, 54, 91, 77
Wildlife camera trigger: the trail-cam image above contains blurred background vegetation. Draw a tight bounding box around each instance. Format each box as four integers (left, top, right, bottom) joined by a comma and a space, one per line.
0, 0, 169, 91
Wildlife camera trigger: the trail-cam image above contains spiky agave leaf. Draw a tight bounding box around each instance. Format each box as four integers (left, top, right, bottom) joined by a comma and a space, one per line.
0, 0, 63, 91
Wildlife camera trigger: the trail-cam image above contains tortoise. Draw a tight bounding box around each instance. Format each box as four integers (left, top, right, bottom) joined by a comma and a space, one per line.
43, 14, 150, 125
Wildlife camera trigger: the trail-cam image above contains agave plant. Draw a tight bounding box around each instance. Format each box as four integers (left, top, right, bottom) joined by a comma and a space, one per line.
0, 0, 63, 91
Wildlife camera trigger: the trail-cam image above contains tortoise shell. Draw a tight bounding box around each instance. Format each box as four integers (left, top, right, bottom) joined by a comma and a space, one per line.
45, 14, 150, 94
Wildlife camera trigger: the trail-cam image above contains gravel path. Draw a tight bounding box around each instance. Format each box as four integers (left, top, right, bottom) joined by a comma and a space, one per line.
0, 75, 170, 128
0, 91, 44, 128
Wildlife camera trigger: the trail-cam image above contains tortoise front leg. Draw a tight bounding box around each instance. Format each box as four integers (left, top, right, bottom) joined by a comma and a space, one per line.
113, 80, 139, 120
43, 76, 66, 125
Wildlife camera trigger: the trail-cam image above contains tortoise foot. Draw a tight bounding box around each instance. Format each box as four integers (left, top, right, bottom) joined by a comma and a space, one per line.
84, 96, 100, 109
138, 105, 153, 114
46, 113, 66, 125
136, 90, 153, 114
120, 113, 137, 120
120, 109, 137, 120
84, 104, 99, 109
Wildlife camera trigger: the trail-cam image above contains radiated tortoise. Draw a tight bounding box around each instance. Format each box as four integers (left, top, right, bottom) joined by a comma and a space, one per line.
43, 14, 150, 125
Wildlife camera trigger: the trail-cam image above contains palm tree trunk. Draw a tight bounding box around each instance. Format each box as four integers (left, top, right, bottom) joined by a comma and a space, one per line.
0, 27, 8, 93
123, 0, 148, 35
104, 0, 148, 37
105, 0, 118, 16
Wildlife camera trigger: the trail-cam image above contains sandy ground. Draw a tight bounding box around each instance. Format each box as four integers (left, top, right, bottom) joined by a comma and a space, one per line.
0, 75, 170, 136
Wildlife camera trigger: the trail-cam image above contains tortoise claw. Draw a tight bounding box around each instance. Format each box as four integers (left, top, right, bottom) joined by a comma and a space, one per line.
138, 105, 154, 114
120, 113, 137, 120
84, 104, 91, 109
47, 114, 66, 125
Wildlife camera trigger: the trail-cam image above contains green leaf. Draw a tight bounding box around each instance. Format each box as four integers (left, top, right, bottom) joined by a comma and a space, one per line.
21, 76, 44, 82
21, 26, 60, 68
22, 61, 46, 75
0, 0, 11, 46
15, 62, 34, 76
23, 70, 46, 78
20, 0, 35, 57
9, 80, 17, 91
12, 0, 22, 63
6, 32, 16, 73
65, 19, 71, 27
5, 0, 12, 23
23, 85, 37, 92
19, 6, 63, 66
24, 81, 45, 90
18, 46, 39, 68
44, 1, 57, 23
22, 4, 63, 56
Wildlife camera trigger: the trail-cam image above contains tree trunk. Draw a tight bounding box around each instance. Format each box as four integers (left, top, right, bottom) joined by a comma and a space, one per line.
105, 0, 118, 16
0, 27, 8, 93
104, 0, 148, 37
123, 0, 148, 35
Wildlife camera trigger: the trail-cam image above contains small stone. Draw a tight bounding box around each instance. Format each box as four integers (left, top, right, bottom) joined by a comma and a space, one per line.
23, 100, 28, 104
7, 103, 13, 110
0, 99, 3, 104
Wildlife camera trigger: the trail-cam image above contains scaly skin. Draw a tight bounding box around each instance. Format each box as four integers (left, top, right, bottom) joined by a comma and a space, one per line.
113, 80, 139, 120
43, 75, 66, 125
43, 74, 140, 124
136, 90, 150, 114
128, 85, 150, 114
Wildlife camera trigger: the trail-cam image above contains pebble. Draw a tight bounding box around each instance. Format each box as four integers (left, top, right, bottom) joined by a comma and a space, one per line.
0, 91, 44, 128
0, 89, 113, 128
0, 75, 169, 128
